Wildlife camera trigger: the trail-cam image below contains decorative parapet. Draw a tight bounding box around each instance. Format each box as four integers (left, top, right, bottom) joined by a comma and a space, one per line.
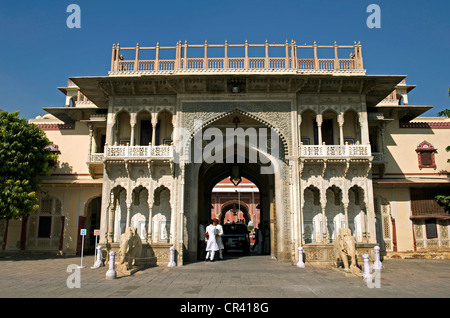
399, 122, 450, 129
109, 40, 365, 76
88, 153, 104, 163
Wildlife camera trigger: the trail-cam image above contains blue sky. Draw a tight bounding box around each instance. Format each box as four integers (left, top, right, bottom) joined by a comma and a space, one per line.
0, 0, 448, 119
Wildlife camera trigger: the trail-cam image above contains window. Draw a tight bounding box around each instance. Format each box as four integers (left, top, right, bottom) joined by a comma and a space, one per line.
416, 141, 436, 169
425, 219, 438, 239
38, 216, 52, 238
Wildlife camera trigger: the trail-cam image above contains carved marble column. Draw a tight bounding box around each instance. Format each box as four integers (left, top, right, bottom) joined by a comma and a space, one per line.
130, 113, 137, 146
125, 202, 131, 229
343, 200, 349, 230
297, 113, 302, 153
337, 113, 344, 145
321, 202, 327, 243
358, 112, 369, 145
151, 113, 158, 146
147, 188, 154, 243
316, 114, 323, 145
88, 124, 93, 159
107, 192, 116, 242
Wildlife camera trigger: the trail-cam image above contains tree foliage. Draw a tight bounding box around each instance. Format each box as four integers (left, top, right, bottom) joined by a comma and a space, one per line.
0, 111, 55, 219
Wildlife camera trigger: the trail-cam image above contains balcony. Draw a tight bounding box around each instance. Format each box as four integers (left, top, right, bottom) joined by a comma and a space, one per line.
86, 145, 174, 177
104, 145, 173, 160
300, 144, 371, 158
109, 40, 365, 75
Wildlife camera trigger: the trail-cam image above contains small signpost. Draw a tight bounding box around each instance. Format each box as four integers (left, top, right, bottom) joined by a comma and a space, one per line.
91, 229, 101, 268
78, 229, 87, 268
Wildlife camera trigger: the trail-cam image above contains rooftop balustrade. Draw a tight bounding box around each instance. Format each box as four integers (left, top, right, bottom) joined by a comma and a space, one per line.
109, 40, 364, 75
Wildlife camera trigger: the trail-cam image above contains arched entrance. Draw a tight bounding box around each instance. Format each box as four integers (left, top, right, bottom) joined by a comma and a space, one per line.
197, 162, 273, 260
220, 199, 251, 225
85, 196, 102, 254
180, 110, 291, 263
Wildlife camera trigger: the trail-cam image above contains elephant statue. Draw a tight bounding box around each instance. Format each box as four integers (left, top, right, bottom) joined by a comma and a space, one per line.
334, 228, 360, 273
118, 227, 142, 271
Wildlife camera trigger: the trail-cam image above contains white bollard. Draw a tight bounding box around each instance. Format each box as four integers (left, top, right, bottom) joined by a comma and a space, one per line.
168, 246, 176, 267
296, 246, 305, 268
106, 251, 117, 280
92, 245, 104, 268
373, 245, 383, 270
362, 253, 372, 281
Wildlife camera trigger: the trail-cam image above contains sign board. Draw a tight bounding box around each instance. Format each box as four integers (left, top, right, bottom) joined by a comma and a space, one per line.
93, 229, 100, 236
80, 229, 87, 236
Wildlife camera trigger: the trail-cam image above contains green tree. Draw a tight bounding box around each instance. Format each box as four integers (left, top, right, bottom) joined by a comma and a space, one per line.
0, 111, 55, 219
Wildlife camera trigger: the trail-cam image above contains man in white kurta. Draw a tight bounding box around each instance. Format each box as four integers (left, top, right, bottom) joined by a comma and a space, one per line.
215, 219, 224, 260
205, 219, 219, 261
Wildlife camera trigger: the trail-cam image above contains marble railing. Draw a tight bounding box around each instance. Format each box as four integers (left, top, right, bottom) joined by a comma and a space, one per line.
300, 144, 371, 158
88, 145, 173, 162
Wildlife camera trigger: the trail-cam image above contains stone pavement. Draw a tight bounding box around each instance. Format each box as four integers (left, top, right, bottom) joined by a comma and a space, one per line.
0, 251, 448, 312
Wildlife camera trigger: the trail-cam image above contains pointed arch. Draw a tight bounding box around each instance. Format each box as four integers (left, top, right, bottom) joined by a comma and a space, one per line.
219, 199, 251, 225
151, 185, 172, 243
184, 108, 289, 157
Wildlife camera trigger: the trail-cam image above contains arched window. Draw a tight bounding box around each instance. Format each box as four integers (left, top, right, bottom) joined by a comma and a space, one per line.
416, 141, 437, 169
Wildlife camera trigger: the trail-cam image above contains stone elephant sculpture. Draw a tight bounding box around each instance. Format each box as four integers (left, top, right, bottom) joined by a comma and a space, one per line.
334, 228, 360, 273
118, 227, 142, 271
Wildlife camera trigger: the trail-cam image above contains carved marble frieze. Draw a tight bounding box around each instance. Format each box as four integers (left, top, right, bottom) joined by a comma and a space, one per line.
180, 101, 293, 156
111, 95, 176, 115
298, 94, 364, 115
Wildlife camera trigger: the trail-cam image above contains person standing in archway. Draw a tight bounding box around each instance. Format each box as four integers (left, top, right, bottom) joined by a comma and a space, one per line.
253, 223, 263, 255
205, 219, 219, 261
215, 218, 224, 260
198, 220, 206, 260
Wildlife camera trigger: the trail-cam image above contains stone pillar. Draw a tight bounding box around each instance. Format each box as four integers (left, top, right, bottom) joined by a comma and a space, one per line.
107, 192, 116, 242
168, 246, 176, 267
93, 245, 104, 268
296, 246, 305, 268
106, 251, 117, 280
358, 112, 370, 145
373, 246, 382, 270
125, 202, 131, 229
361, 201, 368, 243
106, 110, 116, 146
316, 114, 323, 145
130, 113, 136, 146
151, 114, 158, 146
362, 254, 372, 281
343, 200, 349, 229
88, 124, 93, 158
321, 203, 327, 243
297, 113, 302, 153
337, 113, 344, 145
147, 189, 154, 243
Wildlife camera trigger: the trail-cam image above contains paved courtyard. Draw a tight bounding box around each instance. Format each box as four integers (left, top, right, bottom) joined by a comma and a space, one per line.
0, 251, 448, 313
